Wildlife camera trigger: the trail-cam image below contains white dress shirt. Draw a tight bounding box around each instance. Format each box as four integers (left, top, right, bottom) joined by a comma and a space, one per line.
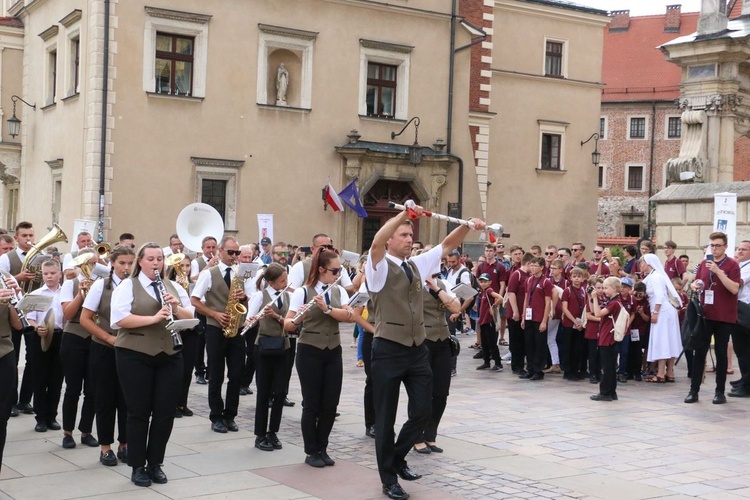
110, 272, 193, 329
289, 281, 349, 312
365, 245, 443, 293
190, 255, 211, 279
82, 275, 122, 312
26, 284, 64, 329
739, 260, 750, 304
191, 262, 235, 299
0, 247, 27, 273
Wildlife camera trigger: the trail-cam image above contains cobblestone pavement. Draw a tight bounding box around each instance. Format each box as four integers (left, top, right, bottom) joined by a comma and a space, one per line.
2, 332, 750, 499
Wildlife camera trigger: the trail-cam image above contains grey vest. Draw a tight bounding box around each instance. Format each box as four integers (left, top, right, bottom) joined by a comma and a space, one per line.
115, 276, 181, 356
63, 280, 91, 339
368, 258, 425, 347
197, 257, 208, 273
256, 288, 290, 350
0, 303, 12, 359
92, 279, 116, 348
299, 285, 341, 350
8, 250, 22, 275
204, 266, 230, 329
423, 280, 449, 342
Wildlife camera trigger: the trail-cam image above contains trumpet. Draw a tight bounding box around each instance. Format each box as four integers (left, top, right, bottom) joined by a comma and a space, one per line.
165, 253, 189, 291
0, 271, 34, 333
290, 274, 344, 323
71, 251, 97, 298
153, 267, 183, 351
239, 285, 292, 336
95, 242, 111, 261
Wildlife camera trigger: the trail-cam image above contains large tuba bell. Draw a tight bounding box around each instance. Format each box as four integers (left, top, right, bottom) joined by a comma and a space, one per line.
20, 223, 68, 294
175, 203, 224, 252
95, 242, 111, 261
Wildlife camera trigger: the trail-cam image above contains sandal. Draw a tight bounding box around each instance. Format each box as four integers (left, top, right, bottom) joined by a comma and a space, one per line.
469, 343, 481, 349
706, 367, 716, 373
646, 376, 665, 383
665, 376, 675, 383
727, 369, 735, 375
499, 340, 509, 346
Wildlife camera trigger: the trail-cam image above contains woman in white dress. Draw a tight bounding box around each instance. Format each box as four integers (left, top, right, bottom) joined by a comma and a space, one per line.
641, 254, 683, 383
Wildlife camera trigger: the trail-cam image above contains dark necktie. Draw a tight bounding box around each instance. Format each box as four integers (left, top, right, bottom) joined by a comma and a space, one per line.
322, 285, 330, 306
276, 292, 283, 309
401, 262, 414, 284
21, 252, 26, 256
151, 282, 162, 305
224, 268, 232, 288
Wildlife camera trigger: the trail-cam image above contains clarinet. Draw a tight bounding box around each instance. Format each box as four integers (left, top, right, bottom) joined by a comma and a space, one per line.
290, 274, 345, 323
153, 268, 183, 351
239, 284, 292, 336
0, 271, 34, 333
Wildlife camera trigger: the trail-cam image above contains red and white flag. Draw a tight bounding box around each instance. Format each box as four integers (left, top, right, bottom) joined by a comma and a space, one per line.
324, 183, 345, 212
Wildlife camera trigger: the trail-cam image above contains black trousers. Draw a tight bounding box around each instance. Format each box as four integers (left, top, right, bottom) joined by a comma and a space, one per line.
116, 348, 181, 468
296, 344, 342, 455
731, 325, 750, 384
0, 351, 16, 472
421, 338, 451, 443
12, 328, 33, 405
205, 325, 244, 422
241, 325, 258, 387
508, 319, 526, 372
90, 341, 126, 446
480, 322, 501, 365
194, 314, 207, 377
599, 344, 617, 397
561, 327, 585, 377
286, 337, 297, 386
60, 332, 95, 434
254, 348, 289, 436
372, 338, 432, 486
628, 340, 642, 378
362, 331, 375, 430
587, 339, 600, 380
524, 321, 547, 376
30, 330, 63, 424
178, 329, 199, 409
690, 319, 733, 394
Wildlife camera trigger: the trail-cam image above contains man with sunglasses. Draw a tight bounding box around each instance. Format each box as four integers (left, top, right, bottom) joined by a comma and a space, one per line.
272, 242, 291, 272
191, 236, 248, 433
543, 245, 557, 277
288, 234, 356, 295
365, 203, 485, 500
588, 245, 610, 278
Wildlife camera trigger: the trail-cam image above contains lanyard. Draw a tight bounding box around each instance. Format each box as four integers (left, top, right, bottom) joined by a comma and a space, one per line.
527, 276, 543, 302
708, 256, 728, 288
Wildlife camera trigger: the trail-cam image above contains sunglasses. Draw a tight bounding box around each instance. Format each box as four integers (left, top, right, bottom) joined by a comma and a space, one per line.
224, 249, 241, 256
275, 251, 290, 256
321, 244, 334, 250
544, 252, 555, 256
325, 267, 342, 276
593, 250, 603, 254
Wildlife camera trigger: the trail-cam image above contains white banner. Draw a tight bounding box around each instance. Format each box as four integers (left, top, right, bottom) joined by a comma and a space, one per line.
257, 214, 274, 244
71, 219, 97, 252
713, 192, 737, 253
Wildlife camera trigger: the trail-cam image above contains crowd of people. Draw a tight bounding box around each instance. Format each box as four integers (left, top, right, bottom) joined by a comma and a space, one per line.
0, 214, 748, 499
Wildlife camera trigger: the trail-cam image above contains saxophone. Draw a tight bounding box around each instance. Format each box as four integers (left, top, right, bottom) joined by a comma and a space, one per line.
223, 265, 248, 338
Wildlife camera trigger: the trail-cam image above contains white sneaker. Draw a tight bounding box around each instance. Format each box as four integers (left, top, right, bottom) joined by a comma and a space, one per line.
501, 352, 512, 361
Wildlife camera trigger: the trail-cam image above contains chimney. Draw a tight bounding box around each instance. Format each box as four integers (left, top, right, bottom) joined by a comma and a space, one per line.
743, 0, 750, 16
698, 0, 728, 36
665, 4, 682, 32
609, 10, 630, 32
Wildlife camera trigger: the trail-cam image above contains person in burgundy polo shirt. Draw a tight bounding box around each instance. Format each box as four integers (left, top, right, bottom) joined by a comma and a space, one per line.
543, 245, 557, 277
685, 232, 742, 405
520, 257, 553, 381
561, 267, 588, 381
588, 246, 611, 277
590, 277, 623, 401
475, 274, 503, 371
663, 240, 687, 283
506, 252, 532, 375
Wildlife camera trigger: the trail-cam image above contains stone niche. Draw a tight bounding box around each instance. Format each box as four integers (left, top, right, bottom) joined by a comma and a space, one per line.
266, 49, 301, 107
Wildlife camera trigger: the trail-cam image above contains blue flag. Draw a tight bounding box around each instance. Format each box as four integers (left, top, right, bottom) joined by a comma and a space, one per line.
338, 179, 368, 218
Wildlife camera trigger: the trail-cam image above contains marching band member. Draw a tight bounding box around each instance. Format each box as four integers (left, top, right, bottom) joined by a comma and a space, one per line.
168, 254, 198, 418
238, 245, 258, 396
80, 245, 134, 466
110, 243, 194, 487
0, 277, 23, 471
59, 252, 99, 450
247, 263, 290, 451
284, 248, 352, 468
190, 236, 247, 434
162, 234, 183, 258
190, 236, 218, 386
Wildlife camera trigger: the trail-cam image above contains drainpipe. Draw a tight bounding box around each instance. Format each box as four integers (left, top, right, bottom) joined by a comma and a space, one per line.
97, 0, 110, 243
646, 101, 656, 239
447, 0, 461, 218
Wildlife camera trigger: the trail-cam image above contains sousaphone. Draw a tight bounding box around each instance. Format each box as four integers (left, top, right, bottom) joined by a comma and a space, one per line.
175, 203, 224, 252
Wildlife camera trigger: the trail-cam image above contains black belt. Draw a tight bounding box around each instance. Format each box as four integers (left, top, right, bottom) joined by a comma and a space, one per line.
54, 329, 63, 335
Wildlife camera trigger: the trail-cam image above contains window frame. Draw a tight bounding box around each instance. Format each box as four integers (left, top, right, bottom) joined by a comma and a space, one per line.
359, 40, 412, 121
540, 133, 562, 170
625, 163, 646, 192
154, 32, 196, 96
537, 120, 568, 172
627, 116, 648, 140
600, 116, 608, 140
542, 37, 567, 78
201, 178, 227, 222
665, 115, 682, 140
191, 157, 245, 232
366, 62, 398, 118
598, 164, 606, 189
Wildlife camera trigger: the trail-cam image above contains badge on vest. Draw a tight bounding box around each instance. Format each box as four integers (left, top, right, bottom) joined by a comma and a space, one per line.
415, 281, 422, 292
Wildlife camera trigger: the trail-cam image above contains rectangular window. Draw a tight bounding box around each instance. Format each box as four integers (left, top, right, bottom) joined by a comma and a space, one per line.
155, 33, 194, 95
366, 62, 397, 118
541, 133, 561, 170
624, 224, 641, 238
201, 179, 226, 221
68, 36, 80, 95
627, 165, 644, 191
6, 184, 18, 230
48, 49, 58, 103
667, 116, 681, 138
545, 41, 563, 77
629, 117, 646, 139
598, 165, 604, 188
600, 117, 607, 139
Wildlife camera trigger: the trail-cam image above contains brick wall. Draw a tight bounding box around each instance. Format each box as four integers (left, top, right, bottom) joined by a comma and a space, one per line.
460, 0, 492, 112
735, 135, 750, 181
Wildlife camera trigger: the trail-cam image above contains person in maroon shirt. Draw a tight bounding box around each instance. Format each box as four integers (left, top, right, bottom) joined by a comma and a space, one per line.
686, 232, 742, 405
588, 246, 611, 277
584, 277, 604, 384
545, 259, 567, 374
543, 245, 557, 277
630, 282, 650, 382
561, 267, 587, 381
615, 277, 635, 383
475, 274, 503, 371
506, 252, 532, 375
590, 277, 623, 401
520, 257, 553, 381
663, 240, 687, 283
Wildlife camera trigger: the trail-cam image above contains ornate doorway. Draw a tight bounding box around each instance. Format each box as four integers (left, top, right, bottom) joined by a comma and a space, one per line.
361, 180, 419, 252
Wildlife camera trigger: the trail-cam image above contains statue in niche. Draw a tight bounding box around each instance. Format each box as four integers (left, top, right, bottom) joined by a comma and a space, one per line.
276, 63, 289, 106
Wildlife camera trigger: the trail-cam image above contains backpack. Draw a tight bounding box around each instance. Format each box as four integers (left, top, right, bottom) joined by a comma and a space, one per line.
610, 304, 629, 342
458, 268, 481, 308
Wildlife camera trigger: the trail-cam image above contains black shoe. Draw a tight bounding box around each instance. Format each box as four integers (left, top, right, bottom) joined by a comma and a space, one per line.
255, 436, 274, 451
62, 434, 76, 449
396, 464, 422, 481
117, 447, 128, 463
335, 412, 340, 418
472, 351, 484, 359
34, 422, 48, 432
490, 364, 503, 372
529, 373, 544, 381
476, 363, 490, 370
451, 369, 457, 377
427, 444, 443, 453
211, 420, 228, 433
267, 432, 282, 450
81, 434, 99, 447
283, 398, 295, 407
10, 405, 18, 417
131, 466, 152, 487
713, 393, 727, 405
729, 386, 750, 397
100, 450, 118, 466
195, 375, 207, 385
590, 394, 613, 402
47, 420, 61, 430
366, 426, 375, 438
635, 375, 643, 382
617, 375, 628, 383
684, 392, 699, 404
305, 453, 325, 468
382, 483, 410, 500
518, 372, 533, 379
180, 406, 193, 417
413, 444, 431, 454
319, 451, 335, 466
18, 402, 33, 414
148, 464, 168, 484
730, 379, 742, 388
589, 377, 598, 384
239, 387, 248, 396
224, 419, 239, 432
174, 408, 183, 418
611, 393, 618, 401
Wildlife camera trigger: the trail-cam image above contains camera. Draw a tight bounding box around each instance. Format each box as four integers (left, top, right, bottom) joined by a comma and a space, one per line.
586, 286, 594, 294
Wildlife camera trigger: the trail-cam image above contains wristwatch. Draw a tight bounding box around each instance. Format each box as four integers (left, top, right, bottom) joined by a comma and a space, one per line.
323, 305, 332, 315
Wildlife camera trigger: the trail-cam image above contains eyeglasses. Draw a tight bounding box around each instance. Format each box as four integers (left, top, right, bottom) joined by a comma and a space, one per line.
275, 251, 290, 256
709, 243, 726, 248
325, 267, 342, 276
557, 253, 565, 257
593, 250, 603, 254
572, 247, 582, 252
544, 252, 555, 256
224, 249, 241, 256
